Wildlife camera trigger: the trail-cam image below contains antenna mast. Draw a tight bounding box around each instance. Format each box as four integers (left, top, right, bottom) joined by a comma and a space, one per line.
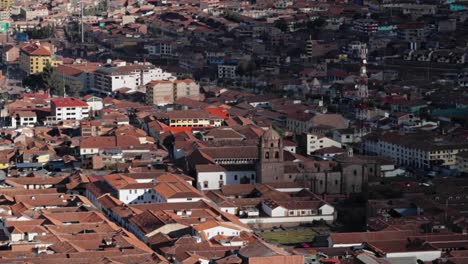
81, 0, 84, 43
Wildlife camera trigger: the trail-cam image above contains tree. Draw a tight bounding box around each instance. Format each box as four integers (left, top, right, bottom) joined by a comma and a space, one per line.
25, 25, 54, 39
370, 13, 380, 20
274, 18, 288, 32
22, 74, 44, 92
307, 17, 326, 30
83, 0, 107, 16
42, 64, 54, 90
64, 22, 80, 42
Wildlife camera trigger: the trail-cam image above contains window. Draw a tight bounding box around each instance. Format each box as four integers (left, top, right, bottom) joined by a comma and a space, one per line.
203, 181, 208, 188
251, 174, 255, 179
234, 175, 238, 181
265, 152, 269, 159
353, 170, 357, 176
219, 175, 223, 180
275, 151, 279, 159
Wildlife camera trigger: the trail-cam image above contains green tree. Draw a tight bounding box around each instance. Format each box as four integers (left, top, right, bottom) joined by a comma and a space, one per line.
83, 0, 107, 16
42, 63, 55, 92
370, 13, 380, 20
23, 74, 44, 92
274, 18, 288, 32
65, 22, 80, 42
25, 25, 55, 39
307, 17, 326, 30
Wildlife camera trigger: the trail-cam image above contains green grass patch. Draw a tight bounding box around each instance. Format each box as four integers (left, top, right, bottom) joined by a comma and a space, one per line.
259, 228, 316, 244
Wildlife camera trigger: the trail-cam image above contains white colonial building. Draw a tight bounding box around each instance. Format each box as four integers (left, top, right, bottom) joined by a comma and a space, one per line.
195, 164, 256, 191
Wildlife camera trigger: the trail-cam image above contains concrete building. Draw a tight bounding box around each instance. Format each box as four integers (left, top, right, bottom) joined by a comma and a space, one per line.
363, 132, 468, 168
144, 41, 175, 57
1, 46, 19, 64
0, 0, 12, 10
457, 151, 468, 174
19, 42, 62, 75
52, 63, 101, 93
286, 113, 349, 135
83, 95, 103, 112
301, 133, 342, 155
93, 63, 175, 94
12, 111, 37, 128
353, 19, 378, 35
218, 64, 237, 79
51, 97, 90, 122
167, 109, 223, 127
401, 4, 436, 18
145, 79, 199, 105
20, 6, 49, 20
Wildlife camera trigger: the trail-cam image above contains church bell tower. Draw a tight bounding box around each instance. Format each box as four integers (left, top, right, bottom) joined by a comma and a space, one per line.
257, 128, 285, 183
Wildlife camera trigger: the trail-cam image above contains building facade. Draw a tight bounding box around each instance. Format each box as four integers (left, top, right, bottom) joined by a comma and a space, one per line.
363, 132, 468, 168
51, 97, 90, 122
146, 79, 200, 105
19, 42, 62, 75
94, 63, 175, 93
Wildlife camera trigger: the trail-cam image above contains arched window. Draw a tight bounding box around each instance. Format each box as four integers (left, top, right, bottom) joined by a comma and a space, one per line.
275, 151, 279, 159
270, 143, 274, 147
265, 152, 270, 159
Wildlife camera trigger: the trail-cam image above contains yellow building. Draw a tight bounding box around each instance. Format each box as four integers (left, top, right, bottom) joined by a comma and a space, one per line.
0, 0, 12, 10
19, 42, 62, 75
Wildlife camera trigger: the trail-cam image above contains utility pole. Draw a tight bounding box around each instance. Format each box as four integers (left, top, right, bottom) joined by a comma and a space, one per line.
81, 0, 84, 43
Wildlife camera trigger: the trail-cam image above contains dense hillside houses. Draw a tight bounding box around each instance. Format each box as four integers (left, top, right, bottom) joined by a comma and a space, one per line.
0, 0, 468, 262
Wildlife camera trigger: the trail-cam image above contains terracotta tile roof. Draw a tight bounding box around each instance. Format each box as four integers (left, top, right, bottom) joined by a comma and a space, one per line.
80, 136, 116, 149
52, 97, 89, 107
6, 175, 67, 186
193, 220, 240, 231
195, 164, 226, 173
55, 65, 83, 76
167, 109, 213, 119
153, 180, 203, 199
21, 43, 52, 56
199, 146, 258, 160
287, 112, 315, 122
103, 174, 138, 189
263, 199, 323, 210
203, 128, 245, 140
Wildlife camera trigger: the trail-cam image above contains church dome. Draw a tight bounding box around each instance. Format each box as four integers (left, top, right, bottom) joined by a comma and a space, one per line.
262, 128, 281, 141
